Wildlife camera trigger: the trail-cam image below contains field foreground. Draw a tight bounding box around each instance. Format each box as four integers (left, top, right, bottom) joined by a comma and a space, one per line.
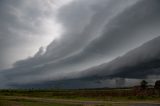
0, 89, 160, 106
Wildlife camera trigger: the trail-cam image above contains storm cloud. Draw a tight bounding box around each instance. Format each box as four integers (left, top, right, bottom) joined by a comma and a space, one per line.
0, 0, 160, 88
0, 0, 67, 70
75, 36, 160, 79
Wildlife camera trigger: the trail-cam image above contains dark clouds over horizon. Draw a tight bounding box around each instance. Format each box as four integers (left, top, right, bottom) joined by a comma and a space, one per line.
0, 0, 160, 88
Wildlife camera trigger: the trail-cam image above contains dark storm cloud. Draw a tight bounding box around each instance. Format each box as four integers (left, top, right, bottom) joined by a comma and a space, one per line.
14, 0, 140, 68
15, 0, 160, 71
74, 36, 160, 80
13, 0, 111, 68
19, 36, 160, 89
0, 0, 61, 70
1, 0, 160, 88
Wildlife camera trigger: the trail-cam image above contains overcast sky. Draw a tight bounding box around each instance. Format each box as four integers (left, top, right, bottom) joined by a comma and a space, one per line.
0, 0, 160, 88
0, 0, 73, 69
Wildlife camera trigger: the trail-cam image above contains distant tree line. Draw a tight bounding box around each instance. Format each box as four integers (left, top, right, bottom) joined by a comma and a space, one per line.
140, 80, 160, 90
133, 80, 160, 96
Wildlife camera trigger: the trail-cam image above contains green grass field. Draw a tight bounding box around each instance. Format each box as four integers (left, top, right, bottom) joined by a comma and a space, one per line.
0, 98, 129, 106
0, 89, 159, 100
0, 89, 160, 106
0, 100, 82, 106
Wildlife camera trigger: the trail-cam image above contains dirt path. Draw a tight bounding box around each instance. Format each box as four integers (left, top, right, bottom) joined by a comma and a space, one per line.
2, 96, 160, 105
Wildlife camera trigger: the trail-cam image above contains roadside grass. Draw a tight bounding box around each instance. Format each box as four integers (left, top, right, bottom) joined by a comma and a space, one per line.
1, 89, 159, 101
17, 101, 82, 106
0, 98, 130, 106
0, 98, 82, 106
0, 97, 158, 106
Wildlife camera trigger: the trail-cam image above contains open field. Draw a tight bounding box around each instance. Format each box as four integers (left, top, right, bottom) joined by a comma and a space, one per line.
0, 89, 160, 106
1, 96, 160, 106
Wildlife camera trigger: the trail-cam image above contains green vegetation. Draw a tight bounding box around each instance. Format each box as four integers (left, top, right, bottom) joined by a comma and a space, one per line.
140, 80, 148, 90
0, 88, 159, 101
0, 88, 160, 106
155, 80, 160, 89
0, 80, 160, 106
0, 98, 129, 106
0, 97, 82, 106
0, 100, 81, 106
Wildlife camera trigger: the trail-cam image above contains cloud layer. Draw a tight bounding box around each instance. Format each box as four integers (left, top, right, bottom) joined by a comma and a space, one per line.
76, 36, 160, 79
0, 0, 67, 69
1, 0, 160, 88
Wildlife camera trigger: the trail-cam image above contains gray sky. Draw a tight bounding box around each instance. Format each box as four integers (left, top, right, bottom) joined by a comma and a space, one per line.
0, 0, 71, 69
0, 0, 160, 88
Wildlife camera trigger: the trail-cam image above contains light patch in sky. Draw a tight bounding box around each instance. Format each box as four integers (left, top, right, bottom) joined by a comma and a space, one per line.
20, 0, 74, 56
0, 0, 73, 69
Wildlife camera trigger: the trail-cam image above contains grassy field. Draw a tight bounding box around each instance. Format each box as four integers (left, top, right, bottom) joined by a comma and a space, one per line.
0, 100, 79, 106
0, 97, 129, 106
0, 88, 160, 106
0, 88, 159, 100
0, 100, 82, 106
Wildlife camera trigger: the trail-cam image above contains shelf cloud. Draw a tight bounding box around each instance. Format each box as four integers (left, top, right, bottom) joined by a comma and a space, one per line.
0, 0, 160, 88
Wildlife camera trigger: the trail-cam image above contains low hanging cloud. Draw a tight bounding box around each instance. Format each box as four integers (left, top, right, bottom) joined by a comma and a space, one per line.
1, 0, 160, 88
75, 36, 160, 79
13, 35, 160, 89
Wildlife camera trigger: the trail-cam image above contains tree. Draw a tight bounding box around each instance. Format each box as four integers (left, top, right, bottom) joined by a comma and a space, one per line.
154, 80, 160, 96
140, 80, 148, 89
155, 80, 160, 89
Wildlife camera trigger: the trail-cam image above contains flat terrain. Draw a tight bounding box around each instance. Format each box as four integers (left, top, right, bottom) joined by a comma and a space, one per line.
1, 96, 160, 106
0, 89, 160, 106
